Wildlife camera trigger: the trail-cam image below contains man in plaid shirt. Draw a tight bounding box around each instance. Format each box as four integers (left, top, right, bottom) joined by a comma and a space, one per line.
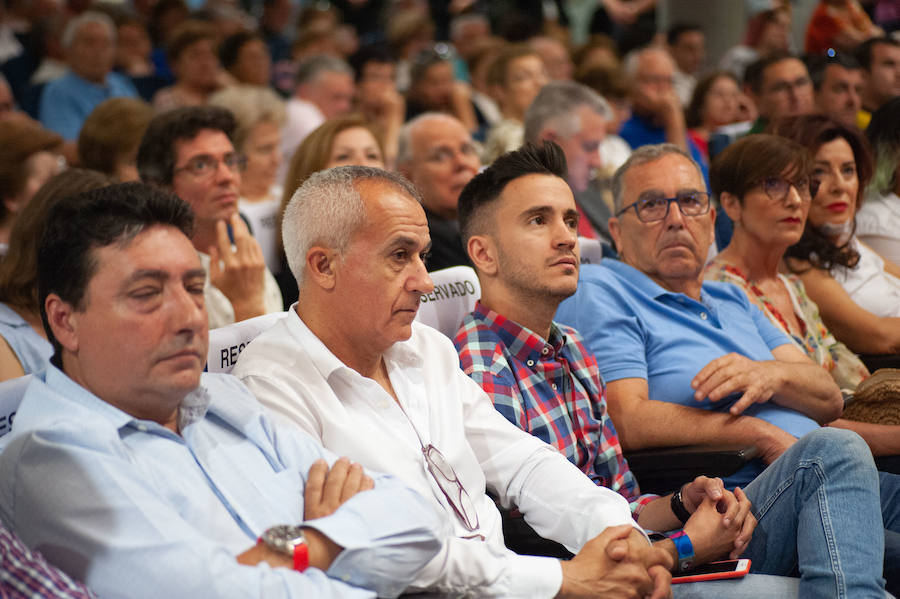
453, 141, 754, 573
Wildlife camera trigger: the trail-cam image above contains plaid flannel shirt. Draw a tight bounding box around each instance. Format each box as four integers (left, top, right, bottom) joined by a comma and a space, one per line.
455, 302, 656, 517
0, 524, 98, 598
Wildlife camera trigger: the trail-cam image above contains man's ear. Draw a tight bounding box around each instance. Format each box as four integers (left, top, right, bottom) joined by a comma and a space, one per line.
718, 192, 740, 222
44, 294, 79, 353
304, 246, 340, 290
608, 216, 624, 257
467, 234, 499, 277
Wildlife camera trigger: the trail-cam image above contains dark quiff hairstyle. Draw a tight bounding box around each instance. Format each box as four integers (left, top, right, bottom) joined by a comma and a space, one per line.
137, 106, 236, 186
686, 71, 739, 129
458, 141, 567, 246
710, 134, 812, 201
769, 114, 873, 272
0, 169, 111, 312
38, 182, 194, 361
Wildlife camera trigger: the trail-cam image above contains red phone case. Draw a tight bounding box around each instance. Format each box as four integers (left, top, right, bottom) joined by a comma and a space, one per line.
671, 559, 752, 584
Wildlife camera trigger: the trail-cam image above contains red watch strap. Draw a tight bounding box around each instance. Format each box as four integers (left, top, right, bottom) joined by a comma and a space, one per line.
292, 541, 309, 572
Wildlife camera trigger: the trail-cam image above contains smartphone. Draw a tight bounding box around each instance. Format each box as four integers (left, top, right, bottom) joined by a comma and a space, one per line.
672, 559, 751, 584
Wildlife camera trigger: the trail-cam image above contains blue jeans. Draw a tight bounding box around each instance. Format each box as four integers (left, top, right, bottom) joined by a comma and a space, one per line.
740, 428, 886, 598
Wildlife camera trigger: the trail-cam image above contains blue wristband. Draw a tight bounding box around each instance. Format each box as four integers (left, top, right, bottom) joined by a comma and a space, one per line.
670, 531, 695, 572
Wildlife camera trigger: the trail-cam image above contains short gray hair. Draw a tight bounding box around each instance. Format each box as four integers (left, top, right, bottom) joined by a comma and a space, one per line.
62, 11, 115, 50
396, 112, 457, 167
295, 54, 353, 87
611, 144, 703, 212
282, 166, 422, 287
523, 81, 611, 144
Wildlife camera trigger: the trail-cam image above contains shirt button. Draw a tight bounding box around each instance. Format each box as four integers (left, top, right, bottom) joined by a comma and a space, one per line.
526, 359, 535, 367
551, 383, 557, 390
700, 312, 708, 320
136, 424, 148, 432
541, 347, 550, 355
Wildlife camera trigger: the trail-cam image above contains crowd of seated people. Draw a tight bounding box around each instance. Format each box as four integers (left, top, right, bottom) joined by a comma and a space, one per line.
1, 0, 900, 596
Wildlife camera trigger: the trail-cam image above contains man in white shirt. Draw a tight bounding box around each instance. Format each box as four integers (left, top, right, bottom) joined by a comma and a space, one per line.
233, 165, 674, 598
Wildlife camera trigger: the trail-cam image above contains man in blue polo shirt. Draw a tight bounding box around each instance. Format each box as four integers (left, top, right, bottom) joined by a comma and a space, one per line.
39, 12, 138, 141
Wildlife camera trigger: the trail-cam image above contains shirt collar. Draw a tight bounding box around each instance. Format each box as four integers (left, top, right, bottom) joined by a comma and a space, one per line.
42, 363, 211, 434
285, 306, 423, 382
471, 301, 567, 364
603, 258, 710, 303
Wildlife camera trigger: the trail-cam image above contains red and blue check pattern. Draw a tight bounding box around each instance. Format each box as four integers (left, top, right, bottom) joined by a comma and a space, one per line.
455, 302, 656, 517
0, 524, 97, 598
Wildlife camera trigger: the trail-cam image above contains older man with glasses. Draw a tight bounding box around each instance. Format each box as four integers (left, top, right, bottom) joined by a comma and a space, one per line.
137, 106, 283, 328
234, 165, 676, 599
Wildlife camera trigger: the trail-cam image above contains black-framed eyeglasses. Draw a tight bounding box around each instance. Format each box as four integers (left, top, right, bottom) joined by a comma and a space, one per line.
758, 176, 812, 202
422, 444, 481, 533
616, 192, 711, 223
174, 152, 246, 179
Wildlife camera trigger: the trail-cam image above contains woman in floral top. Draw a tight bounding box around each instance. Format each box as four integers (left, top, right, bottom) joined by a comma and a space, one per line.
703, 134, 900, 457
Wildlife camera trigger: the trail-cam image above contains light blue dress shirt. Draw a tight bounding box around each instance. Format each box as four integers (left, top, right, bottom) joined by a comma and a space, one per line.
0, 303, 51, 374
0, 366, 442, 599
556, 261, 821, 486
39, 71, 138, 140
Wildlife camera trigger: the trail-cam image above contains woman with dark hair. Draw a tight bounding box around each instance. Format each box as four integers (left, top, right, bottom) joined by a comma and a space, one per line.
0, 169, 110, 381
706, 134, 869, 391
857, 97, 900, 266
770, 114, 900, 362
219, 31, 271, 88
705, 133, 900, 474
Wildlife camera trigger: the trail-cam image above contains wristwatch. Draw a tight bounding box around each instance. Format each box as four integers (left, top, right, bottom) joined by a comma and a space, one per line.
670, 486, 692, 525
669, 530, 695, 573
260, 525, 310, 572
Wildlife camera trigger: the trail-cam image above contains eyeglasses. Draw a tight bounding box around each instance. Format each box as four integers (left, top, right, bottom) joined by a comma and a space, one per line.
174, 152, 246, 179
422, 444, 481, 533
395, 401, 482, 536
616, 192, 711, 223
758, 176, 812, 202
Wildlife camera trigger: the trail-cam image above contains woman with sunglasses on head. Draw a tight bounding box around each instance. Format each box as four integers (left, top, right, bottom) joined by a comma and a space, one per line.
769, 115, 900, 369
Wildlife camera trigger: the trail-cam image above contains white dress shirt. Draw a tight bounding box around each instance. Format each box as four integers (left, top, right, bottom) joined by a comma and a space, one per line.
233, 308, 645, 598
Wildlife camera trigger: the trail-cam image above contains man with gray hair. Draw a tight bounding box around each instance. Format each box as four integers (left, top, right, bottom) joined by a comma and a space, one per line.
524, 80, 612, 243
39, 11, 137, 140
281, 55, 355, 175
397, 112, 480, 271
234, 165, 675, 598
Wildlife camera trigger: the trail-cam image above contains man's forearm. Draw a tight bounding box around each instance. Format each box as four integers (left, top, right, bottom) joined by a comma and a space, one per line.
770, 362, 843, 424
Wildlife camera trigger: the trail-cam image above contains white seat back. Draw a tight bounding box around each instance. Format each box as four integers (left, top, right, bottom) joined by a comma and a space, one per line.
579, 236, 606, 265
0, 374, 32, 438
206, 311, 289, 374
415, 266, 481, 338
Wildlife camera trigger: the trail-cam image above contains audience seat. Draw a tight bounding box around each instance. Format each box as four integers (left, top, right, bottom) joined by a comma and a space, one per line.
414, 265, 481, 337
206, 311, 289, 374
0, 374, 32, 439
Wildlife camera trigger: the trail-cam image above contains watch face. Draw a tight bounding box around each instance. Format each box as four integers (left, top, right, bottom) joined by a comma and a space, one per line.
262, 525, 305, 554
